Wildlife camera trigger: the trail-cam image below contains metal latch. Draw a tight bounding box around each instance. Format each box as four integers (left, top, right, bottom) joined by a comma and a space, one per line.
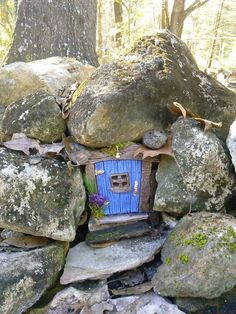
95, 169, 105, 175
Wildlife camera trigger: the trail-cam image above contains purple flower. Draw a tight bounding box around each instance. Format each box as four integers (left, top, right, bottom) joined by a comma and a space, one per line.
89, 193, 107, 207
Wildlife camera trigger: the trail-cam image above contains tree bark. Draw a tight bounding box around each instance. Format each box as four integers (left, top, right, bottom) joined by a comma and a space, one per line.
169, 0, 185, 38
114, 0, 123, 48
6, 0, 98, 66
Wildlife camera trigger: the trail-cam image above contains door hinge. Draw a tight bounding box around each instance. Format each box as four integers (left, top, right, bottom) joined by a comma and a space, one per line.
95, 169, 105, 175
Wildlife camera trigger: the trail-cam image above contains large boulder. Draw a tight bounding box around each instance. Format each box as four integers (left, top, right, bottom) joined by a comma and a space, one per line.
68, 30, 236, 147
152, 212, 236, 299
227, 119, 236, 170
60, 235, 166, 284
0, 56, 95, 107
1, 91, 66, 143
0, 148, 86, 241
154, 119, 234, 215
0, 242, 65, 314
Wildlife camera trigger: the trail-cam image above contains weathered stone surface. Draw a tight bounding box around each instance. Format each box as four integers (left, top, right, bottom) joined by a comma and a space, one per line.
0, 148, 86, 241
155, 119, 234, 215
142, 129, 168, 149
0, 56, 95, 107
152, 212, 236, 299
68, 30, 236, 147
1, 91, 66, 143
154, 156, 190, 215
28, 281, 109, 314
0, 242, 65, 314
0, 106, 10, 143
227, 119, 236, 170
82, 292, 185, 314
60, 235, 166, 284
85, 221, 151, 245
176, 286, 236, 314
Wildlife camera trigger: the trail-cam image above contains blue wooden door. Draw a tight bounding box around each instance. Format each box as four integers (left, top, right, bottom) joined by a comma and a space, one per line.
95, 160, 142, 215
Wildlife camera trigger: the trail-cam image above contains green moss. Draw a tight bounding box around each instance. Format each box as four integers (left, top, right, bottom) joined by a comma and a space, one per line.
226, 227, 236, 238
179, 254, 190, 264
182, 233, 208, 249
165, 257, 172, 265
90, 204, 105, 219
100, 142, 131, 157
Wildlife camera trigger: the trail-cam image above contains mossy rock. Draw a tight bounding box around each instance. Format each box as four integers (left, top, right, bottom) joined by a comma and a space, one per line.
68, 30, 236, 147
0, 242, 66, 314
1, 91, 66, 143
0, 148, 86, 241
152, 212, 236, 299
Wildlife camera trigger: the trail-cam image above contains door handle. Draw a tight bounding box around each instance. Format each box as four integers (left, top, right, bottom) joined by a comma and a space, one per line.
133, 180, 138, 196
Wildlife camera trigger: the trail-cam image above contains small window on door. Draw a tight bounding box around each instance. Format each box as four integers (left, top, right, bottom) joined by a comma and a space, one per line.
110, 172, 130, 192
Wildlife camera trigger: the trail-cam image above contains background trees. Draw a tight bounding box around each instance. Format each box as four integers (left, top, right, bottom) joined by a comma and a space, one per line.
0, 0, 235, 72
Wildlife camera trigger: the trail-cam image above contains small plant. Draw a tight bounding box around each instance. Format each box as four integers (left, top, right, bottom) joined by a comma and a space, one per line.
165, 257, 172, 265
83, 174, 108, 219
179, 254, 190, 264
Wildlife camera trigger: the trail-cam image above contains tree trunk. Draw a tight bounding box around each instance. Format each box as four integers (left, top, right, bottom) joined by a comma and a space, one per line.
207, 0, 225, 69
6, 0, 98, 66
161, 0, 170, 29
97, 0, 103, 56
169, 0, 185, 38
114, 0, 123, 48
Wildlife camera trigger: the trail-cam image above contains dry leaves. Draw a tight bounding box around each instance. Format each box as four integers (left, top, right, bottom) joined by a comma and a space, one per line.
2, 133, 64, 158
170, 102, 222, 132
56, 82, 80, 119
62, 135, 90, 165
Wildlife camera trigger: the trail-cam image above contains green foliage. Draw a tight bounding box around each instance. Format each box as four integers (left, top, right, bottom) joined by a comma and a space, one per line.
82, 174, 97, 194
179, 254, 190, 264
165, 257, 172, 265
0, 0, 16, 63
89, 204, 105, 219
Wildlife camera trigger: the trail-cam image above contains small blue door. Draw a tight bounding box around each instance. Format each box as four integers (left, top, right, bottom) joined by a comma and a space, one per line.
95, 160, 142, 215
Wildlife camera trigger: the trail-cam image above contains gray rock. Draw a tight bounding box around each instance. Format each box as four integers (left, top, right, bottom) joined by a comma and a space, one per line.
68, 31, 236, 148
176, 286, 236, 314
142, 129, 168, 149
28, 281, 109, 314
0, 106, 11, 143
154, 156, 190, 215
227, 119, 236, 170
82, 292, 185, 314
0, 242, 65, 314
155, 119, 234, 215
1, 91, 66, 143
60, 235, 166, 284
0, 56, 95, 107
152, 212, 236, 299
0, 148, 86, 241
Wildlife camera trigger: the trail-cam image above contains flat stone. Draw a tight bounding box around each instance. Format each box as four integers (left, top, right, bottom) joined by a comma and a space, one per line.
81, 292, 185, 314
60, 235, 166, 284
85, 221, 151, 245
28, 281, 109, 314
0, 242, 65, 314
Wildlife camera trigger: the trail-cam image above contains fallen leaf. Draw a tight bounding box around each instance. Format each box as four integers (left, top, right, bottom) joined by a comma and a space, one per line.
3, 133, 43, 156
170, 102, 198, 118
63, 136, 90, 165
134, 137, 174, 159
40, 142, 65, 157
193, 117, 222, 132
2, 234, 50, 249
78, 211, 88, 226
56, 82, 80, 119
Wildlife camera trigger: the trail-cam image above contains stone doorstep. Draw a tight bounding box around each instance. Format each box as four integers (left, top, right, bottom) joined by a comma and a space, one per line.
89, 213, 148, 232
85, 221, 152, 246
